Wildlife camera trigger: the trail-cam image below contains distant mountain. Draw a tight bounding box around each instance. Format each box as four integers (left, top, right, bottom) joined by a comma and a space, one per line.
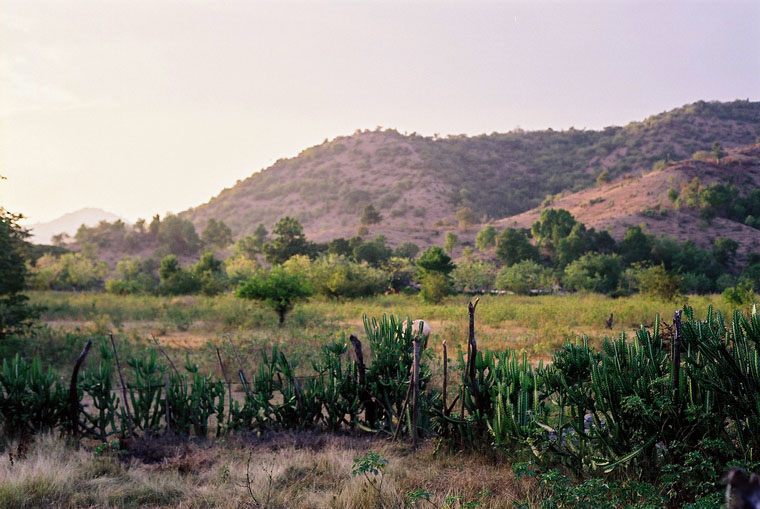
27, 207, 126, 245
180, 100, 760, 247
495, 144, 760, 262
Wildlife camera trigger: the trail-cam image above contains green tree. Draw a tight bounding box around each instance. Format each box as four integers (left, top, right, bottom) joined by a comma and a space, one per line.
617, 226, 653, 265
236, 266, 313, 325
0, 207, 39, 337
713, 237, 739, 266
452, 258, 497, 292
530, 208, 577, 256
475, 225, 498, 251
201, 218, 233, 249
455, 206, 476, 231
194, 252, 229, 296
443, 232, 459, 254
157, 215, 201, 255
264, 217, 312, 265
495, 228, 539, 266
415, 246, 455, 303
106, 256, 159, 295
157, 255, 201, 295
353, 236, 392, 267
360, 204, 383, 225
495, 260, 556, 295
563, 253, 623, 294
393, 242, 419, 260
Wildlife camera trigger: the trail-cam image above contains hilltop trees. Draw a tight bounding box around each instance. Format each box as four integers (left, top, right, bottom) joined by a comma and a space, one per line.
201, 218, 232, 249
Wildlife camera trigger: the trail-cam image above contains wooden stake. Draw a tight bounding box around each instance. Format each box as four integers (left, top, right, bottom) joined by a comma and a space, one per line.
110, 333, 134, 438
673, 310, 683, 402
216, 347, 233, 425
442, 339, 448, 416
412, 336, 421, 448
152, 334, 184, 393
226, 334, 250, 396
69, 339, 93, 438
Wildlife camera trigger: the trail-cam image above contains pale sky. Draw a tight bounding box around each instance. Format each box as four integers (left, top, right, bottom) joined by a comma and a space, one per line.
1, 0, 758, 224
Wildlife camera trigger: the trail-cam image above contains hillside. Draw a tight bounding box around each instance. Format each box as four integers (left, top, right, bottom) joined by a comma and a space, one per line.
181, 100, 760, 245
25, 208, 126, 245
495, 144, 760, 262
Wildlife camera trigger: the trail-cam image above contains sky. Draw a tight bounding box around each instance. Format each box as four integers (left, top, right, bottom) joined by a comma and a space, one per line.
1, 0, 758, 225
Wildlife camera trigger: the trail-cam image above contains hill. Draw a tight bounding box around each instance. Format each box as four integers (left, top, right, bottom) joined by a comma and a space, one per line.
180, 100, 760, 246
495, 144, 760, 263
26, 208, 126, 245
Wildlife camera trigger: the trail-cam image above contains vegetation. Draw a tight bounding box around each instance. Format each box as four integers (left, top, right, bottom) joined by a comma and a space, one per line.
0, 207, 39, 337
236, 266, 313, 325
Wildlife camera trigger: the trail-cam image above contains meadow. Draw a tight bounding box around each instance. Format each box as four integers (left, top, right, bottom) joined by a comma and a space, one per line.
0, 290, 748, 508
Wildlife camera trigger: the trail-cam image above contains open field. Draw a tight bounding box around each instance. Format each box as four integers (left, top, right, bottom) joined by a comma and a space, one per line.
19, 291, 727, 370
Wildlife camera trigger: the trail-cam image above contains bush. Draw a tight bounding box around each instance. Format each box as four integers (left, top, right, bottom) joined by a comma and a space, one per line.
236, 266, 313, 325
624, 263, 681, 300
495, 260, 555, 294
28, 253, 109, 291
419, 273, 451, 303
106, 256, 159, 295
308, 255, 387, 298
563, 253, 623, 293
157, 255, 201, 296
452, 258, 498, 292
0, 208, 39, 336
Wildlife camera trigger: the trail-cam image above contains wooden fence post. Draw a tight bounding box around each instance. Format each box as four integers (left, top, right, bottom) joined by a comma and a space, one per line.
673, 309, 683, 402
153, 334, 184, 393
216, 347, 233, 425
226, 334, 250, 397
164, 372, 171, 435
110, 333, 134, 437
69, 339, 93, 439
412, 335, 421, 448
442, 339, 448, 416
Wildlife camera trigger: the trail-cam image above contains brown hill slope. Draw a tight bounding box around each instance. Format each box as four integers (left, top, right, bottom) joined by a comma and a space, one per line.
180, 100, 760, 247
495, 144, 760, 260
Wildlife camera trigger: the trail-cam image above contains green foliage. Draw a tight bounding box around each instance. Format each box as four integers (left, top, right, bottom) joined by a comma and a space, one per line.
157, 215, 201, 256
712, 237, 739, 266
193, 252, 229, 296
353, 235, 392, 267
393, 241, 420, 260
475, 225, 498, 251
236, 266, 313, 325
563, 253, 623, 293
722, 281, 755, 308
531, 209, 578, 255
495, 228, 540, 267
360, 204, 383, 225
29, 253, 109, 291
289, 254, 387, 299
201, 218, 232, 249
455, 206, 476, 230
624, 263, 682, 301
263, 217, 313, 265
106, 256, 159, 295
443, 232, 459, 254
224, 255, 259, 287
452, 257, 497, 292
419, 272, 451, 303
235, 224, 268, 258
157, 255, 201, 296
416, 247, 455, 277
0, 354, 67, 437
495, 260, 555, 295
617, 226, 653, 265
0, 208, 38, 337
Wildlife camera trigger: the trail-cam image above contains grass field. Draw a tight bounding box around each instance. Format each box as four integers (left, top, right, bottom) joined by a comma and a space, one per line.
21, 290, 726, 368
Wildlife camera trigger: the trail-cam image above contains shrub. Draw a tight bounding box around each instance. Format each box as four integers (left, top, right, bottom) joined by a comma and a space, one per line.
475, 225, 498, 251
236, 266, 313, 325
452, 258, 497, 292
495, 260, 555, 294
563, 253, 623, 293
157, 255, 201, 296
419, 273, 451, 303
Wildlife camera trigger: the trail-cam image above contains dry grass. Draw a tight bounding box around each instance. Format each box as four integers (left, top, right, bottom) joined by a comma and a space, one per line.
0, 433, 535, 509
